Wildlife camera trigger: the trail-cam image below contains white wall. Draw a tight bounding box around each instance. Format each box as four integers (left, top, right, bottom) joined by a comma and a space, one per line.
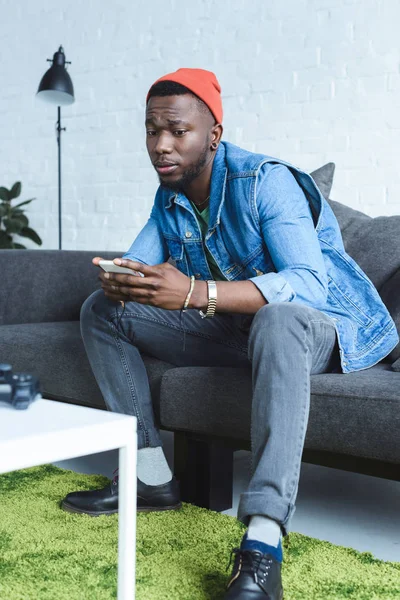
0, 0, 399, 251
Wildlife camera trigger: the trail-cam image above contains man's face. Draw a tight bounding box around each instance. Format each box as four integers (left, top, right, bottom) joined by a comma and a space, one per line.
145, 94, 215, 192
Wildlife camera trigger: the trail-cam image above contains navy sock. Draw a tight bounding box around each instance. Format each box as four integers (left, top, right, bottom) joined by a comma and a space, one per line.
241, 532, 283, 563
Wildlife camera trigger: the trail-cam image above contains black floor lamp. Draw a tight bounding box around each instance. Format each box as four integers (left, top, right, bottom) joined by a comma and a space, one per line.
36, 46, 75, 250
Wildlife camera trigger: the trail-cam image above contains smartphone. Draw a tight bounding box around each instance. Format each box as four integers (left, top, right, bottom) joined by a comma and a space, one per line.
98, 260, 145, 277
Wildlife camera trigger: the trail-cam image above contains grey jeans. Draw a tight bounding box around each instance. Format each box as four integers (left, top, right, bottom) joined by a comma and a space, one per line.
80, 290, 341, 536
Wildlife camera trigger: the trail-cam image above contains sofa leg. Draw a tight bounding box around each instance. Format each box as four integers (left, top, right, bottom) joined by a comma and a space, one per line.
173, 431, 234, 512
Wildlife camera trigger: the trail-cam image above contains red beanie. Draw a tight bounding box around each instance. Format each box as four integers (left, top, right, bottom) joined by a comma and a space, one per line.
146, 68, 223, 123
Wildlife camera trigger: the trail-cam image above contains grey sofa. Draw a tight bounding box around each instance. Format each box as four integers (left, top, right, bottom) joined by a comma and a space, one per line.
1, 181, 400, 510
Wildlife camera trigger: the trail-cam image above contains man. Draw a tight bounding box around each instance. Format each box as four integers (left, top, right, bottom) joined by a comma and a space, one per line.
61, 68, 398, 599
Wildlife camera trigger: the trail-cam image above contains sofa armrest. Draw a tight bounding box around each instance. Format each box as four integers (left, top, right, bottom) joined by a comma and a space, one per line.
0, 249, 123, 325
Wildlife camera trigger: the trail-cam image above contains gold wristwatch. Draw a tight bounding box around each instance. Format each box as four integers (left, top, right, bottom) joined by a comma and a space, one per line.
199, 280, 217, 318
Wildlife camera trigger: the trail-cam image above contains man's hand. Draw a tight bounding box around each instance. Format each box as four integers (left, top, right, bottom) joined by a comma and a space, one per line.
93, 257, 193, 310
93, 257, 132, 303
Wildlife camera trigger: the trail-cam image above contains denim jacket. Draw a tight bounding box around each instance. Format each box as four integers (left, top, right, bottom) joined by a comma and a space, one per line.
123, 141, 399, 373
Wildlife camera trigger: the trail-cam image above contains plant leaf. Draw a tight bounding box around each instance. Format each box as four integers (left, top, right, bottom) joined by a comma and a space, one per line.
19, 226, 42, 246
9, 182, 21, 200
3, 217, 24, 234
9, 211, 28, 227
0, 187, 10, 201
0, 204, 8, 217
14, 198, 35, 209
0, 230, 13, 248
12, 242, 27, 249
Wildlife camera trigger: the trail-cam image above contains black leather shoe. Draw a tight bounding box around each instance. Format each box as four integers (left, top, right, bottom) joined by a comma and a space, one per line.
224, 547, 284, 599
137, 476, 181, 512
61, 470, 181, 516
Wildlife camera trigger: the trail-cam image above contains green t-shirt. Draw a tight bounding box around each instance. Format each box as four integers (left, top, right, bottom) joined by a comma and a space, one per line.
190, 201, 226, 281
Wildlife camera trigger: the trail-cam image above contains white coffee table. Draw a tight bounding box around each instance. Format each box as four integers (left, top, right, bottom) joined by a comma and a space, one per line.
0, 398, 137, 600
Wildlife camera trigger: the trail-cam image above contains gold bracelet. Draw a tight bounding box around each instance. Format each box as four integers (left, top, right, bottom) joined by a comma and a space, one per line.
183, 275, 195, 311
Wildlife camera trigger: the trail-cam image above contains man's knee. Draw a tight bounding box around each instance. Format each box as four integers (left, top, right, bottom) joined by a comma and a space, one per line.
248, 303, 312, 359
251, 302, 307, 331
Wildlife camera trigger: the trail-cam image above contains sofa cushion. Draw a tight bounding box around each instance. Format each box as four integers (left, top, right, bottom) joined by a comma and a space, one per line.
327, 200, 400, 292
323, 200, 400, 364
304, 165, 400, 361
159, 363, 400, 464
309, 162, 335, 200
392, 357, 400, 372
1, 321, 175, 417
378, 269, 400, 363
0, 250, 121, 326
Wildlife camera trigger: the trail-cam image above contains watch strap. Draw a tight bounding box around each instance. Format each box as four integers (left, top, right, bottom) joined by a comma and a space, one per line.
199, 280, 217, 318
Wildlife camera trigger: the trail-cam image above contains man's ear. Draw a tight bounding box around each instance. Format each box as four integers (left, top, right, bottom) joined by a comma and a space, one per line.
211, 123, 223, 148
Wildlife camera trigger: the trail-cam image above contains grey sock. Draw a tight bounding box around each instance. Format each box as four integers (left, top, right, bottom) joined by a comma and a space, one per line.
137, 446, 172, 486
247, 515, 282, 547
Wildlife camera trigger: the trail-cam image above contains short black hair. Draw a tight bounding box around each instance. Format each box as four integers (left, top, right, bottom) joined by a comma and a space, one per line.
147, 80, 214, 121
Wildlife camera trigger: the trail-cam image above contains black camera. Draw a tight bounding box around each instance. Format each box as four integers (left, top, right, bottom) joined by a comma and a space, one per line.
0, 363, 42, 410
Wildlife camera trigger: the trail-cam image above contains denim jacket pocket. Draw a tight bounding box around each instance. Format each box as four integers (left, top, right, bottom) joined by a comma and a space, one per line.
327, 276, 373, 328
243, 244, 270, 279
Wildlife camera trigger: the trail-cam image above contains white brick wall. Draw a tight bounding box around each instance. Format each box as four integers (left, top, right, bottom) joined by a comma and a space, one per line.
0, 0, 399, 251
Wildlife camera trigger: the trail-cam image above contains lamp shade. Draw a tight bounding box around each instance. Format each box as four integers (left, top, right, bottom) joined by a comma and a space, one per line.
36, 46, 75, 106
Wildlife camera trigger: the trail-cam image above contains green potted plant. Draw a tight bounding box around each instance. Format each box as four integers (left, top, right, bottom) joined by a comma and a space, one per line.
0, 182, 42, 249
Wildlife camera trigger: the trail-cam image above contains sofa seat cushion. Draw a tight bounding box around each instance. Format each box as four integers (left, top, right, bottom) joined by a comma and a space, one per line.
159, 363, 400, 464
1, 321, 175, 416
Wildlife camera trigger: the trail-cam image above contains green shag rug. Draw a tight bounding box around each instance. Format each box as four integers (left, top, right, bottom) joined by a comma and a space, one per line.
0, 465, 399, 600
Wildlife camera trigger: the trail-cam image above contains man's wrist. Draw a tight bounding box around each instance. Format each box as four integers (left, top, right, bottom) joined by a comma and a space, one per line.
188, 280, 208, 310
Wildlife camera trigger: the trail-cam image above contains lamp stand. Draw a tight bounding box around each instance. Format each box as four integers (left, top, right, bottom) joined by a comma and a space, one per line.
56, 106, 65, 250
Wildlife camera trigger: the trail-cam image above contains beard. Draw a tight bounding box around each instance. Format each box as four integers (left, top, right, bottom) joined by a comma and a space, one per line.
158, 142, 210, 192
